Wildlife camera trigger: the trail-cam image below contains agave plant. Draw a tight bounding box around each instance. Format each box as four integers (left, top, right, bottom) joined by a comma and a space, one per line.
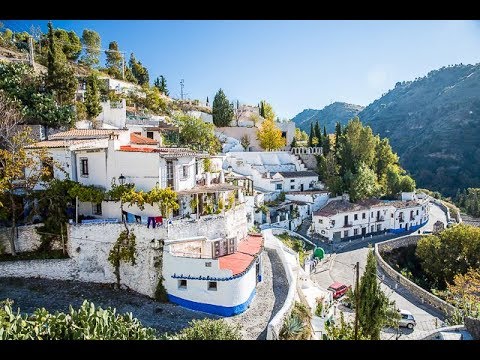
279, 314, 304, 340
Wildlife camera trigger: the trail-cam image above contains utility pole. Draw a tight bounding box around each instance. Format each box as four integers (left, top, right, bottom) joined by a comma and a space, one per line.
180, 79, 184, 100
354, 261, 360, 340
28, 36, 34, 67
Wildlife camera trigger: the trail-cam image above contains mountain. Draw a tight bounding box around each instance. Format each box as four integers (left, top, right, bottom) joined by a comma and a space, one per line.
358, 63, 480, 197
292, 102, 364, 133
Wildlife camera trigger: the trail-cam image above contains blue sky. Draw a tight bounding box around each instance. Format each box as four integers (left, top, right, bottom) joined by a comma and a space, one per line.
3, 20, 480, 119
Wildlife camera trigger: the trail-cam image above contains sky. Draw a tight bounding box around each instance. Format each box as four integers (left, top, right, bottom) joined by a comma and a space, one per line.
3, 20, 480, 119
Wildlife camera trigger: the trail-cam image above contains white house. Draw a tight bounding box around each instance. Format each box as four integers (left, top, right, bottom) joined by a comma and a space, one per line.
163, 233, 264, 316
271, 171, 319, 192
312, 195, 429, 241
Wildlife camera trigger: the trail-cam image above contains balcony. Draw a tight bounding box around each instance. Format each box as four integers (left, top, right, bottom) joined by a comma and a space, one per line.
344, 222, 353, 227
376, 216, 384, 222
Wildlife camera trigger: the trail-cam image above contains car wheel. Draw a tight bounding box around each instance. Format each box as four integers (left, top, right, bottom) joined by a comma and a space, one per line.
407, 323, 414, 329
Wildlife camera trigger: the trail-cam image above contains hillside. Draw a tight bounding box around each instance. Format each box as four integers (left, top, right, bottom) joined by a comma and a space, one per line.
292, 102, 364, 133
358, 63, 480, 197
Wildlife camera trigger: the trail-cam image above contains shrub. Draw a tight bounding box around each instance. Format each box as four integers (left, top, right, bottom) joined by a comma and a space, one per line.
173, 319, 242, 340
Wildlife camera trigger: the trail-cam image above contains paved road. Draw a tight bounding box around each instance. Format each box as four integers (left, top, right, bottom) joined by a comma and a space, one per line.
310, 202, 448, 340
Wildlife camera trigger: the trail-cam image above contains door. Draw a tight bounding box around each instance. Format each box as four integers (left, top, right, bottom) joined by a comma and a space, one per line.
300, 184, 304, 191
362, 227, 366, 236
344, 215, 348, 226
166, 161, 174, 188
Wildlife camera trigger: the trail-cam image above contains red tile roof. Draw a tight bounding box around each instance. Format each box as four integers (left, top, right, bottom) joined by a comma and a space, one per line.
49, 129, 128, 139
130, 133, 158, 145
219, 234, 263, 276
25, 139, 103, 149
119, 145, 199, 156
119, 145, 157, 153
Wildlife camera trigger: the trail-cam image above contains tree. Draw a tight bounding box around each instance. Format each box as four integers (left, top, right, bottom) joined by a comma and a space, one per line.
174, 319, 242, 340
416, 224, 480, 289
129, 53, 149, 86
176, 114, 221, 155
294, 128, 308, 142
257, 117, 285, 151
349, 162, 379, 202
316, 153, 344, 196
240, 134, 250, 151
84, 73, 102, 121
249, 113, 261, 128
446, 268, 480, 322
45, 22, 78, 105
105, 41, 123, 79
0, 300, 157, 340
233, 102, 248, 126
334, 121, 342, 157
212, 89, 234, 127
308, 122, 314, 147
323, 132, 330, 155
314, 121, 322, 147
80, 29, 101, 66
261, 100, 275, 121
54, 28, 82, 61
153, 75, 169, 96
147, 185, 179, 218
290, 137, 297, 148
0, 94, 54, 255
355, 249, 400, 339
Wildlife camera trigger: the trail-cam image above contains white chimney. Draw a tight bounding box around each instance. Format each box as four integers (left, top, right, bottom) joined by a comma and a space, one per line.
219, 170, 225, 184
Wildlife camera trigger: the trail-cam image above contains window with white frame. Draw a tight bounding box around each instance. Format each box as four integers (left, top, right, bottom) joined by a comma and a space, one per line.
290, 185, 295, 190
354, 214, 358, 221
207, 281, 217, 291
276, 184, 282, 190
319, 219, 323, 224
290, 179, 295, 182
344, 230, 349, 237
354, 228, 358, 235
80, 158, 89, 177
182, 165, 189, 179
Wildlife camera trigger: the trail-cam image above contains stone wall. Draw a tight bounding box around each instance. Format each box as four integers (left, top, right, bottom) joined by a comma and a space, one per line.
296, 153, 318, 171
0, 206, 247, 299
465, 316, 480, 340
375, 234, 456, 317
0, 224, 43, 254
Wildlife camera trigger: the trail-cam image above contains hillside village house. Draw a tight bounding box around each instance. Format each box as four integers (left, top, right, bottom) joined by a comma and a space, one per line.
163, 233, 264, 316
27, 129, 239, 222
312, 193, 429, 241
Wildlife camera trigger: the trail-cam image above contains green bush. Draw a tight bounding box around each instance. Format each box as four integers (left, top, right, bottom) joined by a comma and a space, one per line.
0, 300, 157, 340
173, 319, 242, 340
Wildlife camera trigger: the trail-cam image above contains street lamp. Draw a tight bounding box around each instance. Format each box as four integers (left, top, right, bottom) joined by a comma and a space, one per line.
118, 174, 126, 186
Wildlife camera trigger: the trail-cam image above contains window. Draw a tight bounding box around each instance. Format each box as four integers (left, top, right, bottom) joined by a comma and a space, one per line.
354, 214, 358, 221
92, 203, 102, 215
146, 131, 154, 139
205, 262, 212, 267
290, 179, 295, 183
391, 213, 394, 218
371, 212, 374, 218
331, 220, 335, 226
319, 219, 323, 224
309, 182, 313, 189
343, 230, 349, 237
371, 225, 374, 233
178, 280, 187, 289
80, 158, 89, 176
276, 184, 282, 190
182, 165, 189, 179
354, 228, 358, 236
208, 281, 217, 291
416, 210, 419, 215
377, 224, 382, 231
290, 185, 295, 190
362, 213, 366, 219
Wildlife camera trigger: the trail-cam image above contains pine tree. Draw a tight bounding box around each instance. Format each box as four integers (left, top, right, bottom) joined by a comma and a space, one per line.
308, 123, 314, 147
105, 41, 123, 79
45, 22, 77, 105
129, 53, 149, 86
80, 29, 101, 66
84, 73, 102, 121
355, 249, 399, 339
212, 89, 234, 127
153, 75, 169, 96
314, 121, 322, 147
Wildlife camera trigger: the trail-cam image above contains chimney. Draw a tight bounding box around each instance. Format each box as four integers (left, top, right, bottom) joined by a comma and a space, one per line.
205, 172, 211, 186
219, 169, 225, 184
266, 171, 270, 179
108, 133, 120, 153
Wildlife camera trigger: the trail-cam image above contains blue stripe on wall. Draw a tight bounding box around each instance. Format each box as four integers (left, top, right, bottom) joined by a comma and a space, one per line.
389, 221, 427, 234
168, 289, 257, 317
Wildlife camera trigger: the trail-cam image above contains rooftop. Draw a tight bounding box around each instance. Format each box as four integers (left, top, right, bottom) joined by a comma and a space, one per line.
130, 133, 158, 145
219, 234, 263, 275
119, 145, 199, 157
276, 171, 319, 178
314, 198, 423, 217
26, 139, 107, 149
176, 183, 241, 195
49, 129, 128, 139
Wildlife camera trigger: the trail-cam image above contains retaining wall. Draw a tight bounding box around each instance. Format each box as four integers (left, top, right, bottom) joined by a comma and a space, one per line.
0, 224, 43, 254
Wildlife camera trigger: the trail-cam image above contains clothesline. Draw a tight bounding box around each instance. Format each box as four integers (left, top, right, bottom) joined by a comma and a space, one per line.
122, 210, 171, 228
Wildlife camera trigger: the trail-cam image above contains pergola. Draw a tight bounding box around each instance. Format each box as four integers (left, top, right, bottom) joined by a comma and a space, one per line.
176, 183, 243, 219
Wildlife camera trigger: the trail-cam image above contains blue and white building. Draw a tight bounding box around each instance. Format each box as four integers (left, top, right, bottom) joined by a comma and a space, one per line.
162, 234, 264, 316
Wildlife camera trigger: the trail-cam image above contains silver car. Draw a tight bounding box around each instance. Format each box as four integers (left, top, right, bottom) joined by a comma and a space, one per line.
398, 309, 416, 329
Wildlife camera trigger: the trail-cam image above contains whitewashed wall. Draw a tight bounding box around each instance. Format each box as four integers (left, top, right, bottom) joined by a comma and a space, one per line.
0, 224, 43, 254
96, 100, 126, 129
285, 192, 329, 212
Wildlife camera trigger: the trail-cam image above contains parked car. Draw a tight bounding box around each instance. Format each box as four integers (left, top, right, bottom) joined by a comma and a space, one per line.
398, 309, 416, 329
328, 282, 350, 299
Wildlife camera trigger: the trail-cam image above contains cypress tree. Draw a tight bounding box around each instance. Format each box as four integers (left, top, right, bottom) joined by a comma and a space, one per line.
212, 88, 234, 127
314, 121, 322, 147
323, 126, 330, 155
84, 73, 102, 121
308, 122, 314, 147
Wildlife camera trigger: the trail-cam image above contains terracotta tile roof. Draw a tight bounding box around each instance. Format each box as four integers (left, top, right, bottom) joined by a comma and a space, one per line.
176, 183, 241, 195
49, 129, 128, 139
119, 145, 199, 156
25, 139, 101, 149
276, 171, 318, 178
219, 234, 263, 276
130, 133, 158, 145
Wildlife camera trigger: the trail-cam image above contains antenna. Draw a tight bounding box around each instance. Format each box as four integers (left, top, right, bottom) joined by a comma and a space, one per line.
180, 79, 184, 100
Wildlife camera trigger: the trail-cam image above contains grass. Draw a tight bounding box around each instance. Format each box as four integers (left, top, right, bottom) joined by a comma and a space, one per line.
0, 250, 69, 262
277, 232, 315, 266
